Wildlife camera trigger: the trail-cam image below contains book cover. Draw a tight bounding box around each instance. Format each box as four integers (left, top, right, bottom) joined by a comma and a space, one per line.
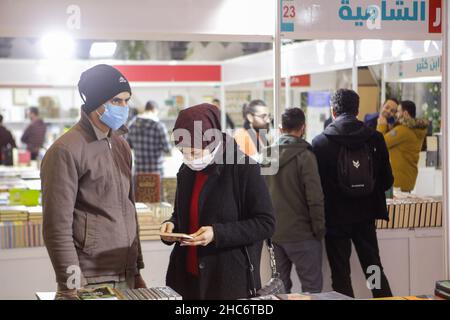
408, 201, 416, 228
430, 202, 437, 227
425, 202, 432, 227
419, 203, 426, 228
77, 286, 118, 300
436, 280, 450, 294
436, 202, 442, 227
414, 203, 422, 228
376, 219, 382, 229
398, 203, 405, 228
389, 203, 401, 228
388, 203, 397, 229
403, 203, 410, 229
134, 173, 161, 203
435, 288, 450, 300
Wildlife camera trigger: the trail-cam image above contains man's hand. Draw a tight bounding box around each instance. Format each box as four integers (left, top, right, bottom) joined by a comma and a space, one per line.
180, 226, 214, 247
160, 222, 178, 243
377, 114, 388, 126
134, 274, 147, 289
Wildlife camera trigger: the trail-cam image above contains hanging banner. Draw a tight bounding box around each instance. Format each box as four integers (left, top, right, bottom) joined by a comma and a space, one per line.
281, 0, 442, 40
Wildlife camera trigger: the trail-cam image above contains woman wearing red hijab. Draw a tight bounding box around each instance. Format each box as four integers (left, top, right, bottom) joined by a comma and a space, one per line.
160, 103, 275, 300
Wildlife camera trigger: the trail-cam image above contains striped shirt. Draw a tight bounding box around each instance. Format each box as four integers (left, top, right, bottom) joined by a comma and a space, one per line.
127, 117, 171, 175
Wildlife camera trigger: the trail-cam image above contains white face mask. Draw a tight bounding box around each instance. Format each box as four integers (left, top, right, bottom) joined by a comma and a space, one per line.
183, 142, 222, 171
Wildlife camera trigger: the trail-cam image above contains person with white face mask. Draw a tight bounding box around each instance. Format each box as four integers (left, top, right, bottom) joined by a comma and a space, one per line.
160, 103, 275, 300
41, 64, 147, 300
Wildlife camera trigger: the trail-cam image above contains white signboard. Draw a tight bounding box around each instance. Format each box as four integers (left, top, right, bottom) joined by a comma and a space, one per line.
385, 56, 441, 81
281, 0, 442, 40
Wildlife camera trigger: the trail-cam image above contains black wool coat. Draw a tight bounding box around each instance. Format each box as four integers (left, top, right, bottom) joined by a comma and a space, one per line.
163, 145, 275, 300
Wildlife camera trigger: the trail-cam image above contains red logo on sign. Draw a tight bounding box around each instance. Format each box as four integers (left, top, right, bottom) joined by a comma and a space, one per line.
429, 0, 442, 34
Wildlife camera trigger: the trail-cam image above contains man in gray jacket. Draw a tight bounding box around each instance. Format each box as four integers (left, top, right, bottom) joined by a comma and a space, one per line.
41, 64, 146, 299
263, 107, 325, 293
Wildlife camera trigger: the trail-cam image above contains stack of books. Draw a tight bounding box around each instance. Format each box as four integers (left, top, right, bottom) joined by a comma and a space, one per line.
0, 206, 29, 222
115, 287, 182, 300
28, 206, 43, 223
246, 291, 354, 300
162, 177, 177, 207
376, 197, 442, 229
435, 280, 450, 299
0, 221, 44, 249
136, 202, 173, 241
0, 202, 174, 249
371, 294, 440, 300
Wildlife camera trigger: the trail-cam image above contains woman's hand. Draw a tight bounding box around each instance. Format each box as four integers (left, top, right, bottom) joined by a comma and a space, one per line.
160, 222, 178, 243
181, 226, 214, 247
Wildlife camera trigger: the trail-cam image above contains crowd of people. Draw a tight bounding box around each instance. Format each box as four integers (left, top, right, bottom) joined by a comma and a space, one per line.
2, 64, 431, 299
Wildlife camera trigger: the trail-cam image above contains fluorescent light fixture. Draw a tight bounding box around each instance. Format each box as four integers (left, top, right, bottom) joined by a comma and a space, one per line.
359, 40, 383, 62
89, 42, 117, 58
332, 40, 346, 64
40, 32, 75, 59
391, 40, 406, 59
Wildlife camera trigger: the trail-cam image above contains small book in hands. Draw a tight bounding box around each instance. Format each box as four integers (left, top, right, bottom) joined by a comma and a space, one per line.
159, 232, 193, 240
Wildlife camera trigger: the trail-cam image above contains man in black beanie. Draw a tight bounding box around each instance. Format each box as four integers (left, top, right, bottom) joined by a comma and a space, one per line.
41, 64, 147, 299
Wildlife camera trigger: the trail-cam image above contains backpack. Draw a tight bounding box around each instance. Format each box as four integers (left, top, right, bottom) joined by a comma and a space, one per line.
337, 143, 375, 197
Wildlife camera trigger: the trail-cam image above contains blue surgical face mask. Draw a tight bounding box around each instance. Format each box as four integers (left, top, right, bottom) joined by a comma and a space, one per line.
97, 103, 129, 131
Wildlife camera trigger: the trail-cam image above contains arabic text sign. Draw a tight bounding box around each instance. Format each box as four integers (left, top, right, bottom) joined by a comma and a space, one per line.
385, 56, 441, 81
281, 0, 442, 40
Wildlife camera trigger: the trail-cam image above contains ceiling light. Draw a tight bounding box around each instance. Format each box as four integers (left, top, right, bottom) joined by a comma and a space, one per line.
89, 42, 117, 58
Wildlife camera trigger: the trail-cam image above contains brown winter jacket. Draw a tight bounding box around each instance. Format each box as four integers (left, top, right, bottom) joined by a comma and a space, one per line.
41, 111, 144, 290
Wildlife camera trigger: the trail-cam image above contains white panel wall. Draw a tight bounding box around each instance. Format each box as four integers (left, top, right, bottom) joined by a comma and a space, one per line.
0, 0, 274, 41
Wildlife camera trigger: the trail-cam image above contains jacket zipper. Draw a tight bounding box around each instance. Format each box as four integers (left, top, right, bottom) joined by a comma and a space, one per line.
107, 137, 132, 278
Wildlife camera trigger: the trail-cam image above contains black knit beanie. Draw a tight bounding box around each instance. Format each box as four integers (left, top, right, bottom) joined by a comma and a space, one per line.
78, 64, 132, 114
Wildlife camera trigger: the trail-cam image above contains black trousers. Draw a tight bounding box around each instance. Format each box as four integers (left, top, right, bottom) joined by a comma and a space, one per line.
325, 221, 392, 298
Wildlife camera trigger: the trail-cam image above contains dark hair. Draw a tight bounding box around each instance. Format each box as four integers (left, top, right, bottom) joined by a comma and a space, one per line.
0, 114, 3, 123
400, 100, 416, 118
330, 89, 359, 116
29, 106, 39, 116
384, 97, 399, 106
282, 107, 305, 131
242, 99, 267, 129
212, 98, 220, 105
145, 100, 158, 111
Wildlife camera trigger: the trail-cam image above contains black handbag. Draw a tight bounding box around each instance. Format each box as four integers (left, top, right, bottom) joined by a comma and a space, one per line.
244, 240, 286, 297
232, 163, 286, 298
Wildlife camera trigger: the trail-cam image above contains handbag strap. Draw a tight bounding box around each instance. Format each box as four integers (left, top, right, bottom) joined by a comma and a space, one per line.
232, 162, 278, 297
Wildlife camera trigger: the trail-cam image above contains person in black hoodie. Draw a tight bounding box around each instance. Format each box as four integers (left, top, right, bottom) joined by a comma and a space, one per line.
312, 89, 393, 298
